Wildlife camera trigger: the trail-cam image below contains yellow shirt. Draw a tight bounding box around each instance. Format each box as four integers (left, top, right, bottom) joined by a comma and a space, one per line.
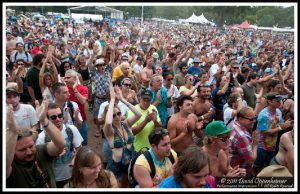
179, 85, 198, 98
135, 149, 177, 187
112, 65, 133, 82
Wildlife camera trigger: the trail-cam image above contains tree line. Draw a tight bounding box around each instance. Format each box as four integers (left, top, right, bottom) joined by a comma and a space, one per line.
8, 5, 294, 28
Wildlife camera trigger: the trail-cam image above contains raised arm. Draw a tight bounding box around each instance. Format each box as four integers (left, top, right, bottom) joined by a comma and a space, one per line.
6, 105, 21, 178
114, 86, 142, 127
103, 86, 115, 138
35, 97, 66, 157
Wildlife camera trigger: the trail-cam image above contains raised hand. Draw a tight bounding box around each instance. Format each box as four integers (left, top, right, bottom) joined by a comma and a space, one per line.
114, 85, 123, 100
6, 104, 20, 134
35, 96, 49, 123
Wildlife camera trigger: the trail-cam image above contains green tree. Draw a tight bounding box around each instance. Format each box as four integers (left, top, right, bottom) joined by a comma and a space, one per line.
258, 14, 275, 27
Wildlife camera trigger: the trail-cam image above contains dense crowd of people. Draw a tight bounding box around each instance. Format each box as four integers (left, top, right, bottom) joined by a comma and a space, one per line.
5, 12, 295, 189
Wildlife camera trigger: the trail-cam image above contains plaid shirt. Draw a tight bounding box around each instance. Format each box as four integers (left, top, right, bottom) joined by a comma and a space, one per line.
90, 65, 112, 96
229, 121, 254, 176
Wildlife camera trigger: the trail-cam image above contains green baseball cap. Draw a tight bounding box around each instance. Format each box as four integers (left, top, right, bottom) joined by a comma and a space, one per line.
204, 121, 231, 136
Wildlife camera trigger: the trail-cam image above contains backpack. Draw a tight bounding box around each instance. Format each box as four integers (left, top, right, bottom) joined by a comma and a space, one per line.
45, 125, 74, 152
67, 101, 75, 124
14, 51, 29, 62
128, 147, 175, 188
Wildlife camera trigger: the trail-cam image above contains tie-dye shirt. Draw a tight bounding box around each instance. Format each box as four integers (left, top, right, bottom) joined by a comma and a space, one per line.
257, 107, 283, 151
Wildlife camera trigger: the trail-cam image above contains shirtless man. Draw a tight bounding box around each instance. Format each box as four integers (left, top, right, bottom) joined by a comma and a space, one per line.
270, 129, 294, 167
6, 32, 16, 60
202, 121, 246, 177
193, 85, 215, 128
140, 58, 154, 88
167, 95, 203, 155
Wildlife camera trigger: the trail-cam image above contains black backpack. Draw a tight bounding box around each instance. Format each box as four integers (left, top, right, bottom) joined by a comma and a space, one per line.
128, 147, 175, 188
44, 125, 74, 152
14, 51, 29, 62
66, 101, 75, 124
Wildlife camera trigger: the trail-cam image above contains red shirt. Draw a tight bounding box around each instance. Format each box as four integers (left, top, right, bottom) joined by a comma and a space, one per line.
68, 85, 88, 121
31, 47, 42, 57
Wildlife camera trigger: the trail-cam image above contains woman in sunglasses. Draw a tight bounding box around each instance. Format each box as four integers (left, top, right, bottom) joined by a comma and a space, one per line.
10, 59, 31, 103
179, 74, 201, 99
103, 86, 142, 187
120, 78, 138, 105
202, 121, 246, 177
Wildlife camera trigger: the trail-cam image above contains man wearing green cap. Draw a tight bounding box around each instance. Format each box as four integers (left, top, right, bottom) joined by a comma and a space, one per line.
202, 121, 246, 177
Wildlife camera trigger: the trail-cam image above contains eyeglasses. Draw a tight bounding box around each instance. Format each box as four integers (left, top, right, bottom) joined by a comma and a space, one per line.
123, 83, 132, 87
113, 112, 122, 118
166, 78, 173, 81
48, 113, 63, 120
153, 128, 169, 136
218, 135, 230, 142
241, 116, 257, 122
17, 130, 33, 140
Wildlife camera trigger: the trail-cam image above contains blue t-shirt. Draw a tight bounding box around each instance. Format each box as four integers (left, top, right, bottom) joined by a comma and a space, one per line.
211, 87, 230, 112
159, 175, 211, 188
148, 87, 168, 128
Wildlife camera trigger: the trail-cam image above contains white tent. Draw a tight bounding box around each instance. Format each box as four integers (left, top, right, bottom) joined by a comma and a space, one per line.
184, 13, 201, 23
197, 13, 211, 24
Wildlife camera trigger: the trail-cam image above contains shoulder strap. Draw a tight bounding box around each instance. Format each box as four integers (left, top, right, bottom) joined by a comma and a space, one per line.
226, 117, 235, 126
14, 52, 18, 62
65, 125, 74, 152
25, 51, 29, 61
168, 151, 175, 164
67, 101, 75, 124
143, 151, 156, 179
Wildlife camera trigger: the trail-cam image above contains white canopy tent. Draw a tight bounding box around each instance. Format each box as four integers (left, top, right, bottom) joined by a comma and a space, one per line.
184, 13, 212, 24
184, 13, 201, 23
197, 13, 211, 24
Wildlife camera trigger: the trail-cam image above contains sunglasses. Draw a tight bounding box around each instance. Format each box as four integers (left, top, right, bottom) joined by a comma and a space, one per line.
232, 67, 239, 69
34, 41, 40, 44
113, 112, 122, 118
17, 63, 24, 66
188, 78, 194, 82
218, 135, 230, 143
123, 83, 132, 87
167, 78, 173, 81
153, 128, 169, 136
48, 113, 63, 120
241, 116, 257, 122
17, 130, 33, 140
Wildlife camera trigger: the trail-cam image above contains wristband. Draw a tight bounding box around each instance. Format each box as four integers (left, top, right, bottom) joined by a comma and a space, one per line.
278, 124, 282, 131
201, 115, 205, 120
237, 98, 242, 101
42, 120, 50, 129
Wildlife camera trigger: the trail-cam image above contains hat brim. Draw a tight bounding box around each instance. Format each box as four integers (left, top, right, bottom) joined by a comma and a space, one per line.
6, 89, 19, 95
141, 95, 152, 100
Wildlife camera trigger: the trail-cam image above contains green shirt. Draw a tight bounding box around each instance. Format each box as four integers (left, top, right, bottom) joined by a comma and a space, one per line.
127, 104, 161, 152
7, 144, 56, 188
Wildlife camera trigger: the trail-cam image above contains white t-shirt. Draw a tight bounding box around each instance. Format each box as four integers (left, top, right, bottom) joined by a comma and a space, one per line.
208, 63, 219, 86
223, 107, 234, 125
133, 63, 144, 75
167, 84, 180, 117
63, 101, 83, 125
10, 104, 38, 129
36, 124, 83, 181
97, 101, 129, 119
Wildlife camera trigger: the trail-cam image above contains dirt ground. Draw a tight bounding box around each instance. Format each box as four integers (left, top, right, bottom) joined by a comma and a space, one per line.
85, 106, 103, 155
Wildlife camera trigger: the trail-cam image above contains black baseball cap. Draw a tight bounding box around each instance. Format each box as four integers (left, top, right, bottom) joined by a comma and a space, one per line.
141, 90, 153, 100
